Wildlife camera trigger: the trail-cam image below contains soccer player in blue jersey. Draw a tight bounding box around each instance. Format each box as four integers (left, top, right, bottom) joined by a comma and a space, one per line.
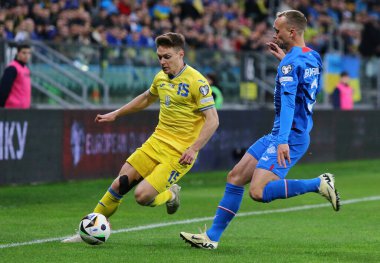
180, 10, 340, 250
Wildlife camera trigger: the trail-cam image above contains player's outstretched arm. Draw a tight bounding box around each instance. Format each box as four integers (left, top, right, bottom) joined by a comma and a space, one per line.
95, 90, 158, 123
179, 107, 219, 165
266, 42, 286, 61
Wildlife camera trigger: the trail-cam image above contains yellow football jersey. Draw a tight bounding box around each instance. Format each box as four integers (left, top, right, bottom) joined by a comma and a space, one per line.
149, 65, 215, 153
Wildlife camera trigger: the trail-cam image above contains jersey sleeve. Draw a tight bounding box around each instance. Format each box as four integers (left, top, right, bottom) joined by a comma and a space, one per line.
279, 62, 299, 95
191, 78, 215, 111
277, 61, 299, 144
149, 74, 159, 96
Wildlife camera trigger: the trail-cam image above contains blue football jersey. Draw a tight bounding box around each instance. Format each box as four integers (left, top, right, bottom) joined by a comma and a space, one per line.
271, 46, 323, 144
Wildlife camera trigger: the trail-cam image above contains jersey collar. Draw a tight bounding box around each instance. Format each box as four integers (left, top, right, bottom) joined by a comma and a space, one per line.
168, 63, 187, 80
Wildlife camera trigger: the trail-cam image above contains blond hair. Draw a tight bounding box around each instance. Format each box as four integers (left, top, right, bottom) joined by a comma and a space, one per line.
277, 10, 307, 33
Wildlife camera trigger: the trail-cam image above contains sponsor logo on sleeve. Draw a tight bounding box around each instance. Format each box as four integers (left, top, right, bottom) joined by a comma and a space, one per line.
281, 64, 293, 75
199, 85, 210, 96
200, 97, 214, 104
279, 76, 294, 82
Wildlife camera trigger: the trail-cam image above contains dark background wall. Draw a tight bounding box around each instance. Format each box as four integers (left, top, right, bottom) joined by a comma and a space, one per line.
0, 110, 64, 185
0, 109, 379, 185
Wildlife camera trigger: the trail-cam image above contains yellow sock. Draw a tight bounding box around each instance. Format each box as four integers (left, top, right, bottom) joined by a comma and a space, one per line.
93, 188, 122, 218
149, 189, 173, 207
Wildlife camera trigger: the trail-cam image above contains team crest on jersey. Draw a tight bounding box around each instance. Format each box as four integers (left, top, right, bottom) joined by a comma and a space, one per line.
169, 83, 175, 89
281, 64, 293, 75
159, 83, 165, 88
199, 85, 209, 96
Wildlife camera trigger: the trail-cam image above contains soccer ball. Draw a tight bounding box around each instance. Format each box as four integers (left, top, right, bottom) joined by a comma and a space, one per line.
79, 213, 111, 245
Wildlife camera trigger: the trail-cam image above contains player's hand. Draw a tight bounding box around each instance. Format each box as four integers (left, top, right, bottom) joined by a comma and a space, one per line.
179, 147, 197, 165
266, 42, 286, 61
277, 144, 291, 168
95, 112, 117, 123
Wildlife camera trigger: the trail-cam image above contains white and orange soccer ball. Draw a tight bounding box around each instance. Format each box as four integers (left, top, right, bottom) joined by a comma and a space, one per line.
79, 213, 111, 245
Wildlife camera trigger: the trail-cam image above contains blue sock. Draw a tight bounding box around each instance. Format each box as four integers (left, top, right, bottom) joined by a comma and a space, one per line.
206, 183, 244, 242
262, 178, 321, 203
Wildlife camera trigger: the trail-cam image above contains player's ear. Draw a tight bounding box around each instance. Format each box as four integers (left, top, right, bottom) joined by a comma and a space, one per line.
179, 49, 185, 58
290, 28, 296, 38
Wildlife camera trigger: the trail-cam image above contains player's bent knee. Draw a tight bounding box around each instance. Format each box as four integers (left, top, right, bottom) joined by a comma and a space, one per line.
134, 190, 151, 206
227, 169, 244, 185
249, 188, 263, 202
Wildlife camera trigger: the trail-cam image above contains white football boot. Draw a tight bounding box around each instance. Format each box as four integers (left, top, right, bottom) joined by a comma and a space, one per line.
318, 173, 340, 211
180, 231, 218, 250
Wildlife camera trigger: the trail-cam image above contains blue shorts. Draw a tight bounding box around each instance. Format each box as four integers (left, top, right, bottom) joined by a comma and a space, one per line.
247, 134, 309, 179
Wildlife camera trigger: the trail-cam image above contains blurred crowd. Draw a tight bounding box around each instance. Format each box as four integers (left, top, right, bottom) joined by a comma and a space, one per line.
0, 0, 380, 56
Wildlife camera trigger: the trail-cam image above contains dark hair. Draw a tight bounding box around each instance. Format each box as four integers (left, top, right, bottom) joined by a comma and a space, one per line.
17, 43, 31, 52
340, 71, 349, 77
277, 10, 307, 33
155, 32, 186, 50
206, 73, 217, 85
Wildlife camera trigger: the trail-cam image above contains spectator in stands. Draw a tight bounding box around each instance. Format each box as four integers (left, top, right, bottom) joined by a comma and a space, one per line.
138, 26, 155, 48
4, 18, 15, 40
126, 27, 154, 48
338, 10, 362, 54
359, 13, 380, 57
0, 43, 32, 109
106, 26, 127, 46
91, 24, 107, 45
0, 0, 374, 55
207, 73, 223, 109
100, 0, 118, 15
0, 21, 6, 39
117, 0, 133, 15
35, 20, 57, 41
91, 6, 109, 27
14, 18, 37, 42
176, 0, 202, 20
49, 1, 61, 26
244, 0, 269, 23
332, 71, 354, 110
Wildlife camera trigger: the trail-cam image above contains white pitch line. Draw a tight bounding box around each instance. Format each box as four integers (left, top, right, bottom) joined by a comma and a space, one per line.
1, 195, 379, 249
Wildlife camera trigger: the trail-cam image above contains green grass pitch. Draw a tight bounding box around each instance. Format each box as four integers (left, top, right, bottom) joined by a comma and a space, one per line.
1, 159, 380, 262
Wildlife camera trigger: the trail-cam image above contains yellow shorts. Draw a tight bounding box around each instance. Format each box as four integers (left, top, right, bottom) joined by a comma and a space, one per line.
127, 136, 196, 193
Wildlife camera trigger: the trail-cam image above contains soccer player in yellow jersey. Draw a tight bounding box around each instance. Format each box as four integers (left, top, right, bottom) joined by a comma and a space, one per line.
62, 32, 219, 243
